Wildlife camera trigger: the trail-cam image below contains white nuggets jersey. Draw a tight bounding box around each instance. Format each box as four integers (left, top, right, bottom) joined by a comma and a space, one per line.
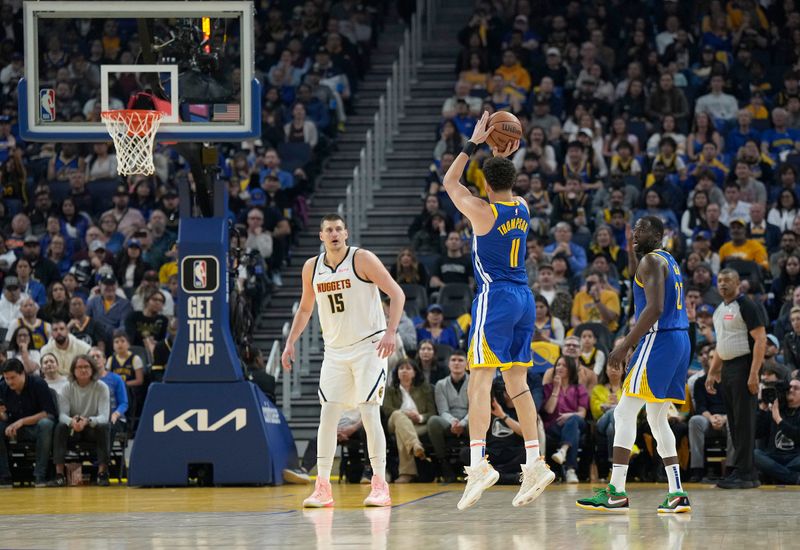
312, 247, 386, 349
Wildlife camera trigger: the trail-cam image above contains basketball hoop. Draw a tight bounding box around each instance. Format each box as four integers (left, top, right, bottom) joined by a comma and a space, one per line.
101, 110, 164, 176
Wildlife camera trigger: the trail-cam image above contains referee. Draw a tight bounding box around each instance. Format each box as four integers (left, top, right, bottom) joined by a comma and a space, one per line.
707, 268, 767, 489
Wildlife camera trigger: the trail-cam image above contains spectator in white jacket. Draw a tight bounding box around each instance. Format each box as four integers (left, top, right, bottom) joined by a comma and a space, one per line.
694, 74, 739, 124
427, 350, 469, 481
284, 103, 318, 148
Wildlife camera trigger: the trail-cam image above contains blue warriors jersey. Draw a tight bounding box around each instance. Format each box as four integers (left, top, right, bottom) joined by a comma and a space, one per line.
633, 249, 689, 331
472, 201, 529, 287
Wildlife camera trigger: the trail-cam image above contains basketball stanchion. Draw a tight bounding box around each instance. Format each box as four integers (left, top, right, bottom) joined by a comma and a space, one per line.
129, 189, 296, 486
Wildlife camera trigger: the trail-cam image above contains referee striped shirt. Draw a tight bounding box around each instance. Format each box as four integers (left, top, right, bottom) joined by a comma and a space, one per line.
712, 295, 766, 361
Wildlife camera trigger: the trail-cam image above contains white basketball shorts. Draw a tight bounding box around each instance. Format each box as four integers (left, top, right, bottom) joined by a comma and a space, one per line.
318, 335, 388, 407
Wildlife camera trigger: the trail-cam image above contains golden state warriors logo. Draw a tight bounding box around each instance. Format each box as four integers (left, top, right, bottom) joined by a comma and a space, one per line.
181, 256, 219, 293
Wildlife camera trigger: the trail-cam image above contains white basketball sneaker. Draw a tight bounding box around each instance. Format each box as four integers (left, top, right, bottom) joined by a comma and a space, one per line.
457, 459, 500, 510
512, 459, 555, 507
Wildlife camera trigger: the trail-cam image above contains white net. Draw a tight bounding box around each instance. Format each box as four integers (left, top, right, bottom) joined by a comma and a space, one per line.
101, 110, 164, 176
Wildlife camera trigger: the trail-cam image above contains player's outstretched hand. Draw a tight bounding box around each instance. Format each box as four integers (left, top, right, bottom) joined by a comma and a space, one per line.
470, 111, 494, 145
375, 331, 396, 359
492, 139, 519, 158
281, 342, 295, 371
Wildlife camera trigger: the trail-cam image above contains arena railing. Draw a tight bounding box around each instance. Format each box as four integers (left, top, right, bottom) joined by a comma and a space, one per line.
343, 0, 436, 245
281, 0, 439, 411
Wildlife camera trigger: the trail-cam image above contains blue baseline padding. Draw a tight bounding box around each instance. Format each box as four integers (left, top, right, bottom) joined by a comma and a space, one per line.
129, 382, 297, 486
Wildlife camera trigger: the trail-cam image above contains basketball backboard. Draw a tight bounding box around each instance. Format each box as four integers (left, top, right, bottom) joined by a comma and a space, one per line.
19, 1, 260, 142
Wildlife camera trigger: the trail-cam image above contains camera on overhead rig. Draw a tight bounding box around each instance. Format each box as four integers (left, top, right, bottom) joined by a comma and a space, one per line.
153, 20, 219, 74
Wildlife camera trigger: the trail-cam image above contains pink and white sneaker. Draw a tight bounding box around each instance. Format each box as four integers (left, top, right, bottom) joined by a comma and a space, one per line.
303, 478, 334, 508
363, 476, 392, 507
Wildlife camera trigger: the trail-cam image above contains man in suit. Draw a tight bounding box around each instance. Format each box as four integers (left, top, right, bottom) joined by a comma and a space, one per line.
748, 202, 781, 254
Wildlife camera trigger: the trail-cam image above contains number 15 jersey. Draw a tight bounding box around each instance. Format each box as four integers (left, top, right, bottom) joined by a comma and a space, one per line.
312, 246, 386, 349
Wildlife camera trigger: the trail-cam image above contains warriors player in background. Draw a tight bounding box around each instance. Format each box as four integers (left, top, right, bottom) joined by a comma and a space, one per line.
577, 216, 692, 513
443, 112, 555, 510
282, 214, 405, 508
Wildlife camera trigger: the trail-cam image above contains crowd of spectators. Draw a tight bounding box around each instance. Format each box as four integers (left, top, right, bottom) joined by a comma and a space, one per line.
364, 0, 800, 485
0, 0, 387, 487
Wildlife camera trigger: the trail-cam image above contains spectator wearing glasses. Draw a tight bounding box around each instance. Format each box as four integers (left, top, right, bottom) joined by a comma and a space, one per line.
52, 354, 111, 487
543, 336, 598, 391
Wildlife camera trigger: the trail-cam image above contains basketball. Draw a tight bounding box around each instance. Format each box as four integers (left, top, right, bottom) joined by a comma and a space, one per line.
486, 111, 522, 153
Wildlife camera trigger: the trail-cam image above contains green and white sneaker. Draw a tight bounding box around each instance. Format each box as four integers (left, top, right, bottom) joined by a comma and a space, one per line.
575, 484, 630, 513
657, 491, 691, 514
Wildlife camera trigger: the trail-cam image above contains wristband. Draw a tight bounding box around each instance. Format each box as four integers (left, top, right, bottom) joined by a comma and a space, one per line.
462, 141, 477, 156
502, 414, 509, 422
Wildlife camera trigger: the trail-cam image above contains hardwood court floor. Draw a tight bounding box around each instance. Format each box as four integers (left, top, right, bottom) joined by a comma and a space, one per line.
0, 482, 797, 549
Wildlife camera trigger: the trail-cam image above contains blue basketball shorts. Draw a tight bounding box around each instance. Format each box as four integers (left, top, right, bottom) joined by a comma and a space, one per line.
623, 329, 691, 404
467, 283, 535, 371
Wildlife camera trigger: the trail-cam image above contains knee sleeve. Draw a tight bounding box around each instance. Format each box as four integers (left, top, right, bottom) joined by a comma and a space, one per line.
646, 401, 677, 458
359, 402, 387, 479
612, 394, 645, 451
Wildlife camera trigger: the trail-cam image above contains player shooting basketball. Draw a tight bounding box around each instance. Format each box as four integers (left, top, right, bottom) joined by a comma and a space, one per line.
282, 214, 405, 508
443, 112, 555, 510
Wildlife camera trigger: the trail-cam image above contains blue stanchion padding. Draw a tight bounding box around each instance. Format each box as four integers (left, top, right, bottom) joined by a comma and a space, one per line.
129, 382, 296, 486
130, 190, 296, 486
164, 210, 240, 383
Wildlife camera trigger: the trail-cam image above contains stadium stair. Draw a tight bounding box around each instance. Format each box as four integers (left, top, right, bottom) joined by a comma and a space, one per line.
254, 1, 473, 445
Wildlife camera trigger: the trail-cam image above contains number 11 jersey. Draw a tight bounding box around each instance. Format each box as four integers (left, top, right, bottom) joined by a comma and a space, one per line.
312, 246, 386, 349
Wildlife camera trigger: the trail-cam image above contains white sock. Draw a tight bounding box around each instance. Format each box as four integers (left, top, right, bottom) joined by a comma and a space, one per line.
610, 464, 628, 493
666, 464, 682, 493
470, 439, 486, 466
524, 440, 539, 466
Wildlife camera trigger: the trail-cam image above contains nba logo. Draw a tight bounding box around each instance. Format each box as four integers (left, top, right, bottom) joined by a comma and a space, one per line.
181, 255, 218, 293
40, 89, 56, 122
193, 260, 207, 289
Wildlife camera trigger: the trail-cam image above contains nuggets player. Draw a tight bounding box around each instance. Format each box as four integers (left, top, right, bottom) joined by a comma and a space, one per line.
282, 214, 405, 508
577, 216, 692, 513
443, 112, 555, 510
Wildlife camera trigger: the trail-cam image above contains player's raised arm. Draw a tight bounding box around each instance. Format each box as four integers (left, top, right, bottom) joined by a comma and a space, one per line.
354, 249, 405, 358
281, 257, 317, 370
442, 112, 498, 232
608, 255, 665, 367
